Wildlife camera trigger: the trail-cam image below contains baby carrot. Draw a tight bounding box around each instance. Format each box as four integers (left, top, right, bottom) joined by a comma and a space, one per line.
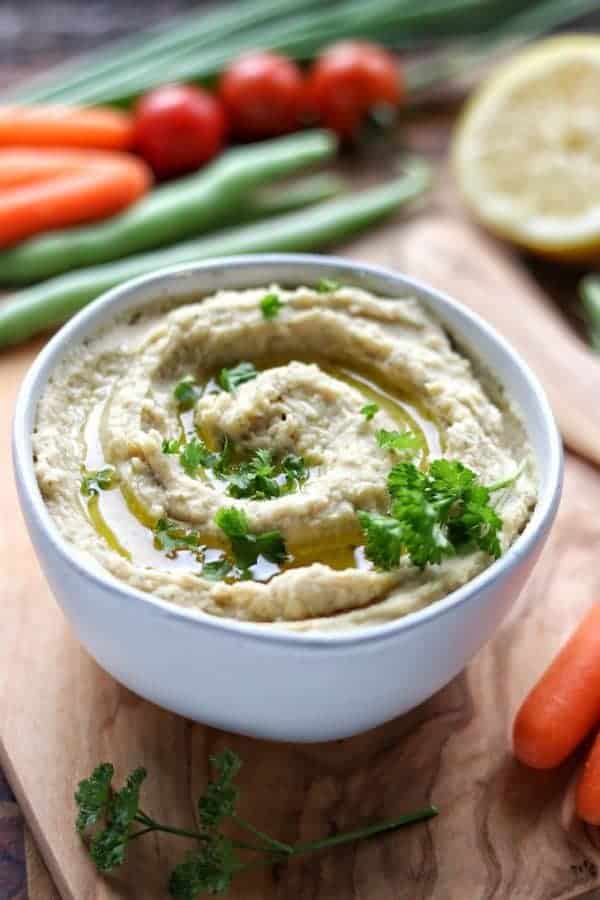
0, 105, 135, 150
513, 604, 600, 769
0, 154, 151, 246
0, 148, 136, 187
576, 730, 600, 824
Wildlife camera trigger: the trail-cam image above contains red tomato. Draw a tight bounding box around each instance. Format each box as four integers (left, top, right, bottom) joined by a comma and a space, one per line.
133, 84, 228, 178
305, 41, 403, 139
219, 51, 305, 139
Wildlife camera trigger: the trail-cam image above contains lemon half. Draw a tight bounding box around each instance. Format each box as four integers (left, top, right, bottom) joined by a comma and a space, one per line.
453, 35, 600, 261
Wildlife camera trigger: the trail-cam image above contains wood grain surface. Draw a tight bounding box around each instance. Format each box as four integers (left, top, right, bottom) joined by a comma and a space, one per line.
3, 54, 600, 900
3, 185, 600, 899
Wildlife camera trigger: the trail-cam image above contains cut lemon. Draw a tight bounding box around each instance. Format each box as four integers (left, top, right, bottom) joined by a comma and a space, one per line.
452, 35, 600, 261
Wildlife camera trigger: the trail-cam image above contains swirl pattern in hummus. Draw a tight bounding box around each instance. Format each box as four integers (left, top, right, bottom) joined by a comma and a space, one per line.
34, 283, 537, 631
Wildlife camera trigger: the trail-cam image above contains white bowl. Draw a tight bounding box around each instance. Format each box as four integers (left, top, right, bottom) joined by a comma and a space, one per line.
13, 254, 563, 742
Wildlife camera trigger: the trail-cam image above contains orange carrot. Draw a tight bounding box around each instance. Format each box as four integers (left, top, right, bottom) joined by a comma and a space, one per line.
0, 105, 134, 150
513, 604, 600, 769
0, 148, 141, 187
0, 153, 151, 246
576, 731, 600, 824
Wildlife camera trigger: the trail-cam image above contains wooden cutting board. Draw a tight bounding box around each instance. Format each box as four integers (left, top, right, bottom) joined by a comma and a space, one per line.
4, 161, 600, 900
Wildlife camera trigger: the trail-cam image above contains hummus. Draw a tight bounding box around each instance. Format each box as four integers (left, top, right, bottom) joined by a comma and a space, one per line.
34, 283, 537, 631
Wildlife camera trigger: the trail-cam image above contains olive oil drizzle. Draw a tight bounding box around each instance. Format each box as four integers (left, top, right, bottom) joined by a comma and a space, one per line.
82, 358, 443, 580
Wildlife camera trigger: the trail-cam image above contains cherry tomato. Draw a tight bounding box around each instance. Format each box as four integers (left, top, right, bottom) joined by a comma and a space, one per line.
219, 51, 305, 140
305, 41, 403, 139
133, 84, 228, 178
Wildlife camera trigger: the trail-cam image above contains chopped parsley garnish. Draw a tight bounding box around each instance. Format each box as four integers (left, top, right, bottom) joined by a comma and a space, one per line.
80, 466, 118, 496
215, 506, 287, 571
200, 558, 234, 581
154, 518, 201, 557
226, 449, 308, 500
76, 750, 437, 893
179, 437, 216, 478
161, 438, 181, 454
316, 278, 341, 293
260, 292, 284, 320
281, 453, 307, 485
376, 429, 423, 455
227, 448, 279, 499
358, 458, 514, 571
173, 376, 200, 411
361, 403, 379, 421
163, 433, 308, 500
217, 361, 258, 393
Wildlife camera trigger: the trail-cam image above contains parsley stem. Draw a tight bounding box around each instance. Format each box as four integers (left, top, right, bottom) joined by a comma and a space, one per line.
233, 815, 294, 855
290, 805, 438, 855
134, 816, 269, 854
129, 826, 157, 840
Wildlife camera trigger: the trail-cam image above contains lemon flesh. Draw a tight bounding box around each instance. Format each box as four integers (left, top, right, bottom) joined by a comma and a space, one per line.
453, 36, 600, 261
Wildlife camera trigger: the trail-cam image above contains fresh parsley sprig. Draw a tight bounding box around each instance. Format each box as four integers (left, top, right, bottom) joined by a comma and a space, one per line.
359, 454, 519, 570
76, 750, 438, 898
215, 507, 287, 572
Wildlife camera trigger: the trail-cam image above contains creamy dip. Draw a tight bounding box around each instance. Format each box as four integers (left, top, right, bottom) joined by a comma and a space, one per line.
34, 282, 537, 631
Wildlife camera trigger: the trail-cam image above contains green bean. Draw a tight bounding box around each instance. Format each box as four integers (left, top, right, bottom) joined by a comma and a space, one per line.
580, 275, 600, 354
241, 173, 346, 221
0, 159, 432, 348
0, 130, 336, 285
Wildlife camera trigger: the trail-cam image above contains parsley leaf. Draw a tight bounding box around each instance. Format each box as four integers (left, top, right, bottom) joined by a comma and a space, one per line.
169, 837, 239, 899
224, 449, 308, 501
154, 518, 201, 556
281, 453, 307, 487
218, 362, 258, 393
201, 559, 234, 582
361, 403, 379, 421
174, 376, 201, 411
356, 511, 406, 570
316, 278, 341, 293
162, 438, 181, 454
198, 749, 242, 829
376, 429, 422, 456
75, 763, 114, 834
215, 507, 287, 570
81, 467, 117, 496
75, 766, 146, 873
180, 437, 216, 478
260, 293, 283, 320
359, 458, 506, 570
226, 448, 279, 500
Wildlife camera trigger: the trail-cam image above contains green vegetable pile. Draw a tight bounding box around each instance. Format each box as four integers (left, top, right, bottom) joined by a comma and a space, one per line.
75, 749, 437, 897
